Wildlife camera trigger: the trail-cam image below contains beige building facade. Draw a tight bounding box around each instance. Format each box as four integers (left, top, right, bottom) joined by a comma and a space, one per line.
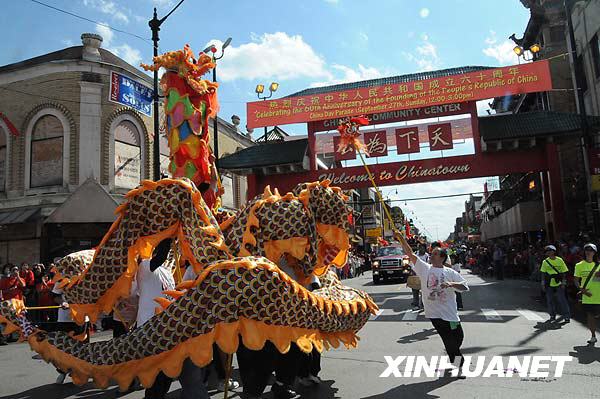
0, 33, 253, 264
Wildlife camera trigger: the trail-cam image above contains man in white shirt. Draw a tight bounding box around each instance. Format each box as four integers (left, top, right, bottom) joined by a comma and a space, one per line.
396, 232, 469, 377
140, 239, 209, 399
411, 243, 429, 310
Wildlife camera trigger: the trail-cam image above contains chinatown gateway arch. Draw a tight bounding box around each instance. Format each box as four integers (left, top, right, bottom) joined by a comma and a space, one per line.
218, 60, 592, 240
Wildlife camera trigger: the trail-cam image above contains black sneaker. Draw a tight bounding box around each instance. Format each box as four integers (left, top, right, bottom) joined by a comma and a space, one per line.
271, 383, 300, 399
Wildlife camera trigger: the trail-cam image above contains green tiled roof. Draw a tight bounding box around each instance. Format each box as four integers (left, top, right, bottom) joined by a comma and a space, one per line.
288, 66, 494, 97
218, 139, 308, 170
479, 111, 600, 141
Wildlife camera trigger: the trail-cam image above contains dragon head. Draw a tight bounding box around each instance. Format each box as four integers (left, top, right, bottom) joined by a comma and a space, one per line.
141, 44, 218, 98
293, 181, 352, 274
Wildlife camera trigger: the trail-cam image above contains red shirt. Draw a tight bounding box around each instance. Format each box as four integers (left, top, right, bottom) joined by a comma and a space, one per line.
36, 280, 55, 306
20, 270, 35, 287
0, 276, 26, 300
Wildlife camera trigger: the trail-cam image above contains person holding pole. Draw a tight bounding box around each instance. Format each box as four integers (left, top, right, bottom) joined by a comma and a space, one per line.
395, 231, 469, 378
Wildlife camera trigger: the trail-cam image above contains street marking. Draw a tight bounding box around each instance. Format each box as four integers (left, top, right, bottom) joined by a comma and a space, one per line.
402, 310, 419, 321
481, 308, 503, 321
369, 309, 384, 321
517, 309, 544, 321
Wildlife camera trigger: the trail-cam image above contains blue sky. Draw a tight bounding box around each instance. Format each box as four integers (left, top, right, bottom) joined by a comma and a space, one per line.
0, 0, 531, 240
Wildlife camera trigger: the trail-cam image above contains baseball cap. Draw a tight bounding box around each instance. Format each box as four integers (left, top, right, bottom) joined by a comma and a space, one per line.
584, 243, 597, 252
544, 245, 557, 252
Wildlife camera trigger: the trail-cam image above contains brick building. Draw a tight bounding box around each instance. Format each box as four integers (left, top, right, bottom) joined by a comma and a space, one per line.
0, 33, 253, 264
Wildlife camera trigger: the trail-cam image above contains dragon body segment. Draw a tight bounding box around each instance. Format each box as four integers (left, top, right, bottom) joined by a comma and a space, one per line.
0, 179, 377, 389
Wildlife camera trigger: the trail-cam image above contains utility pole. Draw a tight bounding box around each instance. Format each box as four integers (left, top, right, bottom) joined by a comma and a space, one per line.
148, 0, 186, 180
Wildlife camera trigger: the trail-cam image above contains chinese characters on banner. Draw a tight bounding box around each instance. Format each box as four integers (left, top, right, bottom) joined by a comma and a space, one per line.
364, 130, 388, 158
428, 123, 453, 151
247, 60, 553, 129
333, 123, 455, 160
333, 136, 356, 161
395, 127, 420, 154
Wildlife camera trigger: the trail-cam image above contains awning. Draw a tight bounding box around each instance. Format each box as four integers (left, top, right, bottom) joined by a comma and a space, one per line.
0, 208, 41, 224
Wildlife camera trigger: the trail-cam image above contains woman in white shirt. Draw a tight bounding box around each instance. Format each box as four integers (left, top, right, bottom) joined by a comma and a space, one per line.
396, 233, 469, 377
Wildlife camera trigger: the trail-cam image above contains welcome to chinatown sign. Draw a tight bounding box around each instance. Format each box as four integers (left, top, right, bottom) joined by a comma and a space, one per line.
246, 60, 552, 129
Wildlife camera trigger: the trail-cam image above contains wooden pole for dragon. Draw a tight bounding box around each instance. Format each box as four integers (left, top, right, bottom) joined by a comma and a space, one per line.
223, 353, 233, 399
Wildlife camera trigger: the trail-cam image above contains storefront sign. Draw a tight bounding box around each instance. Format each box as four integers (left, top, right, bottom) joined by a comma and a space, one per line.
366, 227, 382, 237
109, 71, 153, 117
247, 60, 552, 128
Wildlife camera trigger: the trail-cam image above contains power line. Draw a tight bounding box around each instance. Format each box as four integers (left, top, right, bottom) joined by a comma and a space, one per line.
28, 0, 151, 45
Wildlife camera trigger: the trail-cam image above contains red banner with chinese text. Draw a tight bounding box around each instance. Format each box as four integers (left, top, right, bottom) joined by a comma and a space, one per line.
246, 60, 552, 129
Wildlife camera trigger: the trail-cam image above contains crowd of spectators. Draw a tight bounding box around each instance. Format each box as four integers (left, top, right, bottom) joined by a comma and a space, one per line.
0, 262, 58, 344
457, 233, 597, 299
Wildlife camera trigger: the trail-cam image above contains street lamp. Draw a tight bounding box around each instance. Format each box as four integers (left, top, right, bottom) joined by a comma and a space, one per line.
256, 82, 279, 141
203, 37, 233, 170
511, 43, 542, 61
149, 0, 186, 181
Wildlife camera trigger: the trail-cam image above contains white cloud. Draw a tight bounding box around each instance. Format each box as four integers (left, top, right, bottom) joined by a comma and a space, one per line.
389, 177, 489, 241
205, 32, 330, 82
482, 31, 520, 65
62, 39, 74, 47
95, 23, 114, 47
419, 8, 430, 18
151, 0, 175, 6
310, 64, 386, 87
83, 0, 129, 24
95, 23, 141, 66
110, 44, 142, 66
403, 36, 441, 72
359, 31, 369, 43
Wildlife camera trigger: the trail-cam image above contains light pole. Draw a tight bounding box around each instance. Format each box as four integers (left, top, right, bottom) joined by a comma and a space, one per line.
149, 0, 186, 180
255, 82, 279, 141
203, 38, 232, 169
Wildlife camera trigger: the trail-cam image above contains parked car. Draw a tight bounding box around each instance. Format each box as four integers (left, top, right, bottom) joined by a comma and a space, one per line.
372, 245, 410, 284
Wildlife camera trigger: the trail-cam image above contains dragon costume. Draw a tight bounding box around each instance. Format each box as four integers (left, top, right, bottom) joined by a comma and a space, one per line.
0, 45, 377, 390
0, 179, 376, 389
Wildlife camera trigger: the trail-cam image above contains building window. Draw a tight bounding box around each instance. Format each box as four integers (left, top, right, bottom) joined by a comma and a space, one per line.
0, 127, 6, 192
591, 34, 600, 79
30, 115, 63, 188
221, 174, 234, 209
577, 54, 589, 93
159, 134, 170, 178
114, 120, 142, 189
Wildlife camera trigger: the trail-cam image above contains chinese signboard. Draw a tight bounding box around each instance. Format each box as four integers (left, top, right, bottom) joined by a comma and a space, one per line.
395, 127, 420, 154
333, 121, 456, 160
109, 71, 153, 117
364, 130, 388, 158
333, 136, 356, 161
247, 60, 552, 129
428, 123, 453, 151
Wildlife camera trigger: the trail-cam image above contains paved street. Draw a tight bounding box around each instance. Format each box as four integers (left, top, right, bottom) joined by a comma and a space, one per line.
1, 270, 599, 399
